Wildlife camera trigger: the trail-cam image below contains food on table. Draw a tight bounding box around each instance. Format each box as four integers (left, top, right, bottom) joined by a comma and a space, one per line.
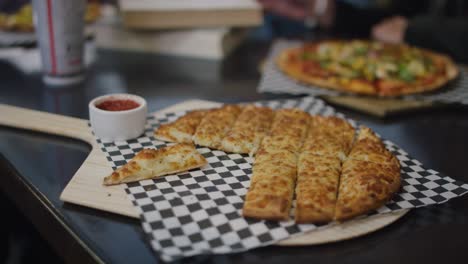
277, 40, 458, 96
295, 116, 354, 223
347, 127, 399, 164
96, 99, 140, 111
266, 108, 310, 154
84, 1, 101, 24
0, 2, 101, 32
102, 143, 207, 185
220, 105, 274, 156
192, 105, 242, 149
243, 145, 297, 221
242, 109, 309, 221
150, 105, 401, 222
154, 110, 208, 143
334, 127, 401, 221
295, 154, 341, 223
0, 5, 33, 32
303, 116, 355, 161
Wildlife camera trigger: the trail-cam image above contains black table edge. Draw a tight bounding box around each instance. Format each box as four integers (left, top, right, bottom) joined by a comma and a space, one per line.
0, 153, 104, 264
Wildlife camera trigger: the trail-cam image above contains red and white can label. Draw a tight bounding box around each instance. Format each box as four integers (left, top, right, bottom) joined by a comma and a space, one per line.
33, 0, 86, 76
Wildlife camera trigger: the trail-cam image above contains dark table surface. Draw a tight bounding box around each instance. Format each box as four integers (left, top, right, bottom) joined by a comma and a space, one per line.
1, 40, 468, 264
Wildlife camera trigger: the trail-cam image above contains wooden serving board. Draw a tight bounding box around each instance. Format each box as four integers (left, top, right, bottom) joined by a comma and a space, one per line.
321, 95, 438, 118
0, 100, 408, 246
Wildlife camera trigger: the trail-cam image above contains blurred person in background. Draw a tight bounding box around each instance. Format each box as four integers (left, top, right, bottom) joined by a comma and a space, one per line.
257, 0, 468, 63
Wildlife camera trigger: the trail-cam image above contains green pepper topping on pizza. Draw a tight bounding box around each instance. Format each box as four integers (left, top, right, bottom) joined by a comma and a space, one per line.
278, 40, 458, 96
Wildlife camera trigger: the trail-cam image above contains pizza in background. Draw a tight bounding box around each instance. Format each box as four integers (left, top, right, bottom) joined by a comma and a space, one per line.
0, 2, 101, 32
277, 40, 459, 97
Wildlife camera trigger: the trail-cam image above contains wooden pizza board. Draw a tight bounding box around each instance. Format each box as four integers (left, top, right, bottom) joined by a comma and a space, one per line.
320, 65, 467, 117
0, 100, 408, 246
321, 95, 438, 118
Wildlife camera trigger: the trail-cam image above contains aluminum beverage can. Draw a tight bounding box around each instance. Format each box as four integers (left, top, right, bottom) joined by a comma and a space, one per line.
32, 0, 86, 80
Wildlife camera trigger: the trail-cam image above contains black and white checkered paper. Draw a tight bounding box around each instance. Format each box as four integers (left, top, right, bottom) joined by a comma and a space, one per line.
95, 97, 468, 262
258, 40, 468, 105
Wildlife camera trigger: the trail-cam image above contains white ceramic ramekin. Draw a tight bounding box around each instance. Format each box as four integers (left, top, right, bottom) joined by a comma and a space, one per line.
89, 93, 147, 141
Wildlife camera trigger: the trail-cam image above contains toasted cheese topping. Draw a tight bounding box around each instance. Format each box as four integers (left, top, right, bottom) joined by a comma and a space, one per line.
251, 149, 297, 188
301, 133, 349, 161
295, 154, 342, 223
268, 109, 310, 152
154, 110, 208, 143
243, 149, 297, 221
220, 105, 274, 155
355, 126, 382, 143
243, 176, 295, 221
293, 116, 354, 223
334, 126, 401, 221
243, 108, 310, 221
334, 159, 400, 221
103, 143, 207, 185
308, 116, 356, 156
122, 105, 401, 223
347, 126, 398, 165
310, 116, 354, 131
193, 105, 242, 149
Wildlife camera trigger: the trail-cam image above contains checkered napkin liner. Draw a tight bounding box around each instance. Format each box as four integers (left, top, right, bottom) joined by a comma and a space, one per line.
258, 40, 468, 105
95, 96, 468, 262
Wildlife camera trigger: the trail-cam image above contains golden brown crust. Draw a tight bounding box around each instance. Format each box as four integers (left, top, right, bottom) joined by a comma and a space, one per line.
243, 176, 295, 221
149, 105, 403, 223
295, 154, 341, 223
293, 115, 354, 224
347, 126, 399, 166
276, 41, 459, 97
154, 110, 208, 143
303, 116, 355, 160
334, 126, 401, 221
334, 159, 401, 221
103, 143, 207, 185
243, 108, 310, 221
309, 115, 354, 131
269, 109, 310, 133
220, 105, 275, 155
266, 108, 310, 153
251, 147, 297, 188
192, 105, 242, 149
243, 148, 297, 221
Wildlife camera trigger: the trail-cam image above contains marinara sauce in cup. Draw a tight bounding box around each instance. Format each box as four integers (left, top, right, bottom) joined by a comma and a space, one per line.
89, 94, 147, 141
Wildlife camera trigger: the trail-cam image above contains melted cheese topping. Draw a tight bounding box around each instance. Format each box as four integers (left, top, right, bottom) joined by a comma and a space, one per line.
268, 109, 310, 153
103, 143, 207, 185
243, 148, 297, 221
220, 105, 274, 155
193, 105, 242, 149
295, 154, 341, 223
243, 108, 310, 221
347, 126, 397, 165
154, 110, 208, 143
121, 105, 401, 223
294, 116, 354, 223
334, 159, 400, 221
305, 117, 355, 157
334, 126, 401, 221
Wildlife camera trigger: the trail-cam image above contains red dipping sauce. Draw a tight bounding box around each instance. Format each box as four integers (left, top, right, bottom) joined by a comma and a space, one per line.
96, 99, 140, 111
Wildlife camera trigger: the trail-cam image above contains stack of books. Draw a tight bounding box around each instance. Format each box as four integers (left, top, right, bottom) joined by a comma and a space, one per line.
94, 0, 262, 60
